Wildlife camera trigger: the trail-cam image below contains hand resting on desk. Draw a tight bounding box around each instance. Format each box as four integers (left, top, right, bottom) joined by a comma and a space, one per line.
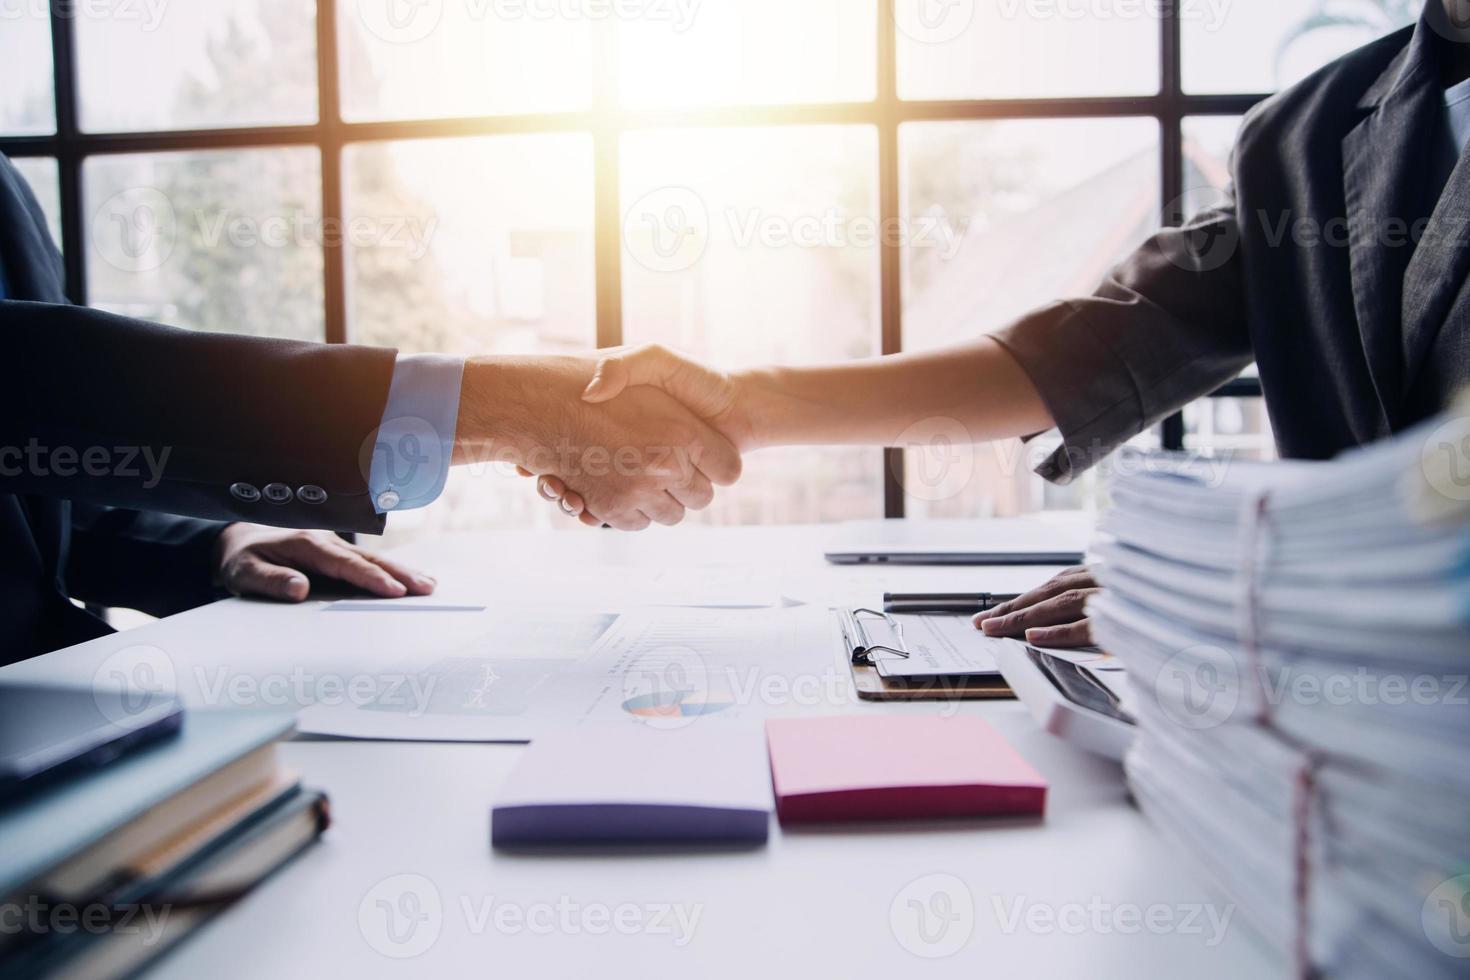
971, 565, 1102, 648
212, 524, 437, 603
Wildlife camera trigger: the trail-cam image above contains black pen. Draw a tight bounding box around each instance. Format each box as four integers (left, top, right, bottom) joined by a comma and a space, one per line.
883, 592, 1021, 614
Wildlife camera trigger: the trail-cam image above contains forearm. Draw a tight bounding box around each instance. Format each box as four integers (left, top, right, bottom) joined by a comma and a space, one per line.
733, 337, 1052, 449
451, 355, 584, 467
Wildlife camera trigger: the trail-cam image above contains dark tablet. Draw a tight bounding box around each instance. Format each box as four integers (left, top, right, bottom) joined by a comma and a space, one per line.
0, 684, 182, 802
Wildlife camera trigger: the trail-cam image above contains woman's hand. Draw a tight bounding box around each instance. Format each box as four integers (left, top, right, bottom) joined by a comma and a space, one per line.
972, 565, 1102, 647
581, 344, 754, 449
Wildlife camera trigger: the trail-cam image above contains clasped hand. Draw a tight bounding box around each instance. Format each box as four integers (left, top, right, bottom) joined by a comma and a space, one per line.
458, 353, 745, 531
513, 346, 752, 528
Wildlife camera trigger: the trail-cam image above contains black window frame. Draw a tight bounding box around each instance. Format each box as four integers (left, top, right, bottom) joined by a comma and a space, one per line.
2, 0, 1266, 518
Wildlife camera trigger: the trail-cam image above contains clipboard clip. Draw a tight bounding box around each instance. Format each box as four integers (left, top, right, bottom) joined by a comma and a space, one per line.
839, 607, 911, 667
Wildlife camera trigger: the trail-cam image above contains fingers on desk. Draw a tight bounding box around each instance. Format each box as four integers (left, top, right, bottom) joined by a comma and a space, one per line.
228, 554, 312, 602
973, 565, 1099, 638
1023, 620, 1095, 648
280, 536, 431, 599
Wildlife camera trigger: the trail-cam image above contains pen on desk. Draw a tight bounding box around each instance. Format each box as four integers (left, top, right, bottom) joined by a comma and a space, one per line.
882, 593, 1021, 614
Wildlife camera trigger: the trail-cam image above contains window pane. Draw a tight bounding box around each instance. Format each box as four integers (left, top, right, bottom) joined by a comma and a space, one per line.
338, 0, 592, 120
345, 134, 595, 544
77, 0, 318, 132
1181, 116, 1267, 389
1182, 114, 1241, 215
622, 126, 883, 525
344, 135, 595, 353
900, 117, 1159, 518
1184, 397, 1277, 461
0, 7, 54, 134
896, 1, 1157, 100
1182, 0, 1421, 94
617, 0, 876, 109
84, 148, 324, 339
11, 157, 62, 250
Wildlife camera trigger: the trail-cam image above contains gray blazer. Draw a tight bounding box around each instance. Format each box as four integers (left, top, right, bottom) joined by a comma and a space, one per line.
996, 12, 1470, 482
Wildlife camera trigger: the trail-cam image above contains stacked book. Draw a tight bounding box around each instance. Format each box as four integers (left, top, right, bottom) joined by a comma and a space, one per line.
1089, 404, 1470, 979
0, 711, 328, 979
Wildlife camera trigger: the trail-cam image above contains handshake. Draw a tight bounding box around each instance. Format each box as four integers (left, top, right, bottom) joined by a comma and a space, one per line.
228, 337, 1100, 646
454, 345, 758, 530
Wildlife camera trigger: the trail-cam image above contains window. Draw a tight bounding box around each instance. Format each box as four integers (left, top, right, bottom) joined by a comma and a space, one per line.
76, 0, 319, 132
338, 0, 592, 120
1179, 114, 1276, 463
0, 6, 54, 135
621, 125, 883, 524
900, 117, 1159, 518
342, 134, 596, 352
618, 0, 877, 108
896, 0, 1157, 99
83, 148, 324, 338
1182, 0, 1419, 94
11, 157, 61, 248
0, 1, 1427, 536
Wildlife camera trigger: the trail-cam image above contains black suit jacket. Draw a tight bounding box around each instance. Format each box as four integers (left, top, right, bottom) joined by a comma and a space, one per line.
996, 12, 1470, 481
0, 156, 397, 665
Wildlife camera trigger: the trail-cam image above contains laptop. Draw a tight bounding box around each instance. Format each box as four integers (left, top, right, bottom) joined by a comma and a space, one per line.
823, 516, 1091, 566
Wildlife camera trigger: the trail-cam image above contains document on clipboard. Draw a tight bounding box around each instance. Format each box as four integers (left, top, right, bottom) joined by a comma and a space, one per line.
873, 615, 1016, 680
838, 603, 1021, 700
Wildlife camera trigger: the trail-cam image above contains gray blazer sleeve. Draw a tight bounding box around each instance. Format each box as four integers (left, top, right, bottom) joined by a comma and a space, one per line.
991, 186, 1255, 484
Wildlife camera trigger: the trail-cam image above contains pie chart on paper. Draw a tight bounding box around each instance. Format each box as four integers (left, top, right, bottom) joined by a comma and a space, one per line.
621, 689, 735, 719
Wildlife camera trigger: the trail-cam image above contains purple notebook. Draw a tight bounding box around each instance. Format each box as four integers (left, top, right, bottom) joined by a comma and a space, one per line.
491, 724, 772, 846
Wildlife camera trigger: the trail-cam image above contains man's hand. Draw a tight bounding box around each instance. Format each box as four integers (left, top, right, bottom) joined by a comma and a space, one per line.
972, 566, 1102, 647
214, 524, 436, 602
455, 353, 743, 531
521, 345, 754, 525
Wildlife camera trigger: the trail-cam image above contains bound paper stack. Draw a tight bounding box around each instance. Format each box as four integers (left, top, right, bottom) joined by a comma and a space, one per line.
1089, 402, 1470, 979
0, 710, 329, 979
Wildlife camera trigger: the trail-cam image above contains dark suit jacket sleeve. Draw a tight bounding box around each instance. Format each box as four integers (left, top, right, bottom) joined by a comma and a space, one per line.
0, 300, 397, 534
991, 183, 1256, 484
65, 503, 229, 617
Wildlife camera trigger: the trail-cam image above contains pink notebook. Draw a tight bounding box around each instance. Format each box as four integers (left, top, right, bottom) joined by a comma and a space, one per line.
765, 715, 1046, 824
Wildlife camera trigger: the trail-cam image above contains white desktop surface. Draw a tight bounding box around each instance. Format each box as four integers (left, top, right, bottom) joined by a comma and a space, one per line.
0, 524, 1273, 978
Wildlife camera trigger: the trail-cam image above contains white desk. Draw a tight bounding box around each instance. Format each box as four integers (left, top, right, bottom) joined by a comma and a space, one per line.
1, 525, 1274, 979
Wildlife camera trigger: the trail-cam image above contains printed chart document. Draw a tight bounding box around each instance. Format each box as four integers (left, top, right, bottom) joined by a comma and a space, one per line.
295, 609, 619, 742
548, 606, 853, 731
295, 606, 851, 742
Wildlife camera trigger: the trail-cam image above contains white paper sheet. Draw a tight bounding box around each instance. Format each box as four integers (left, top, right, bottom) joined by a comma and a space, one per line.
870, 613, 1016, 679
549, 606, 853, 731
294, 610, 620, 742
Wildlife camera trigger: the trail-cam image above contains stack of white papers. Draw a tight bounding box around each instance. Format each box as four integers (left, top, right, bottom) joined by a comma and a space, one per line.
1090, 406, 1470, 979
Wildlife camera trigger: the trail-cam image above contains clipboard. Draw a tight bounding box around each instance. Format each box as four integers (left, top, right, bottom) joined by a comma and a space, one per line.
838, 606, 1015, 702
